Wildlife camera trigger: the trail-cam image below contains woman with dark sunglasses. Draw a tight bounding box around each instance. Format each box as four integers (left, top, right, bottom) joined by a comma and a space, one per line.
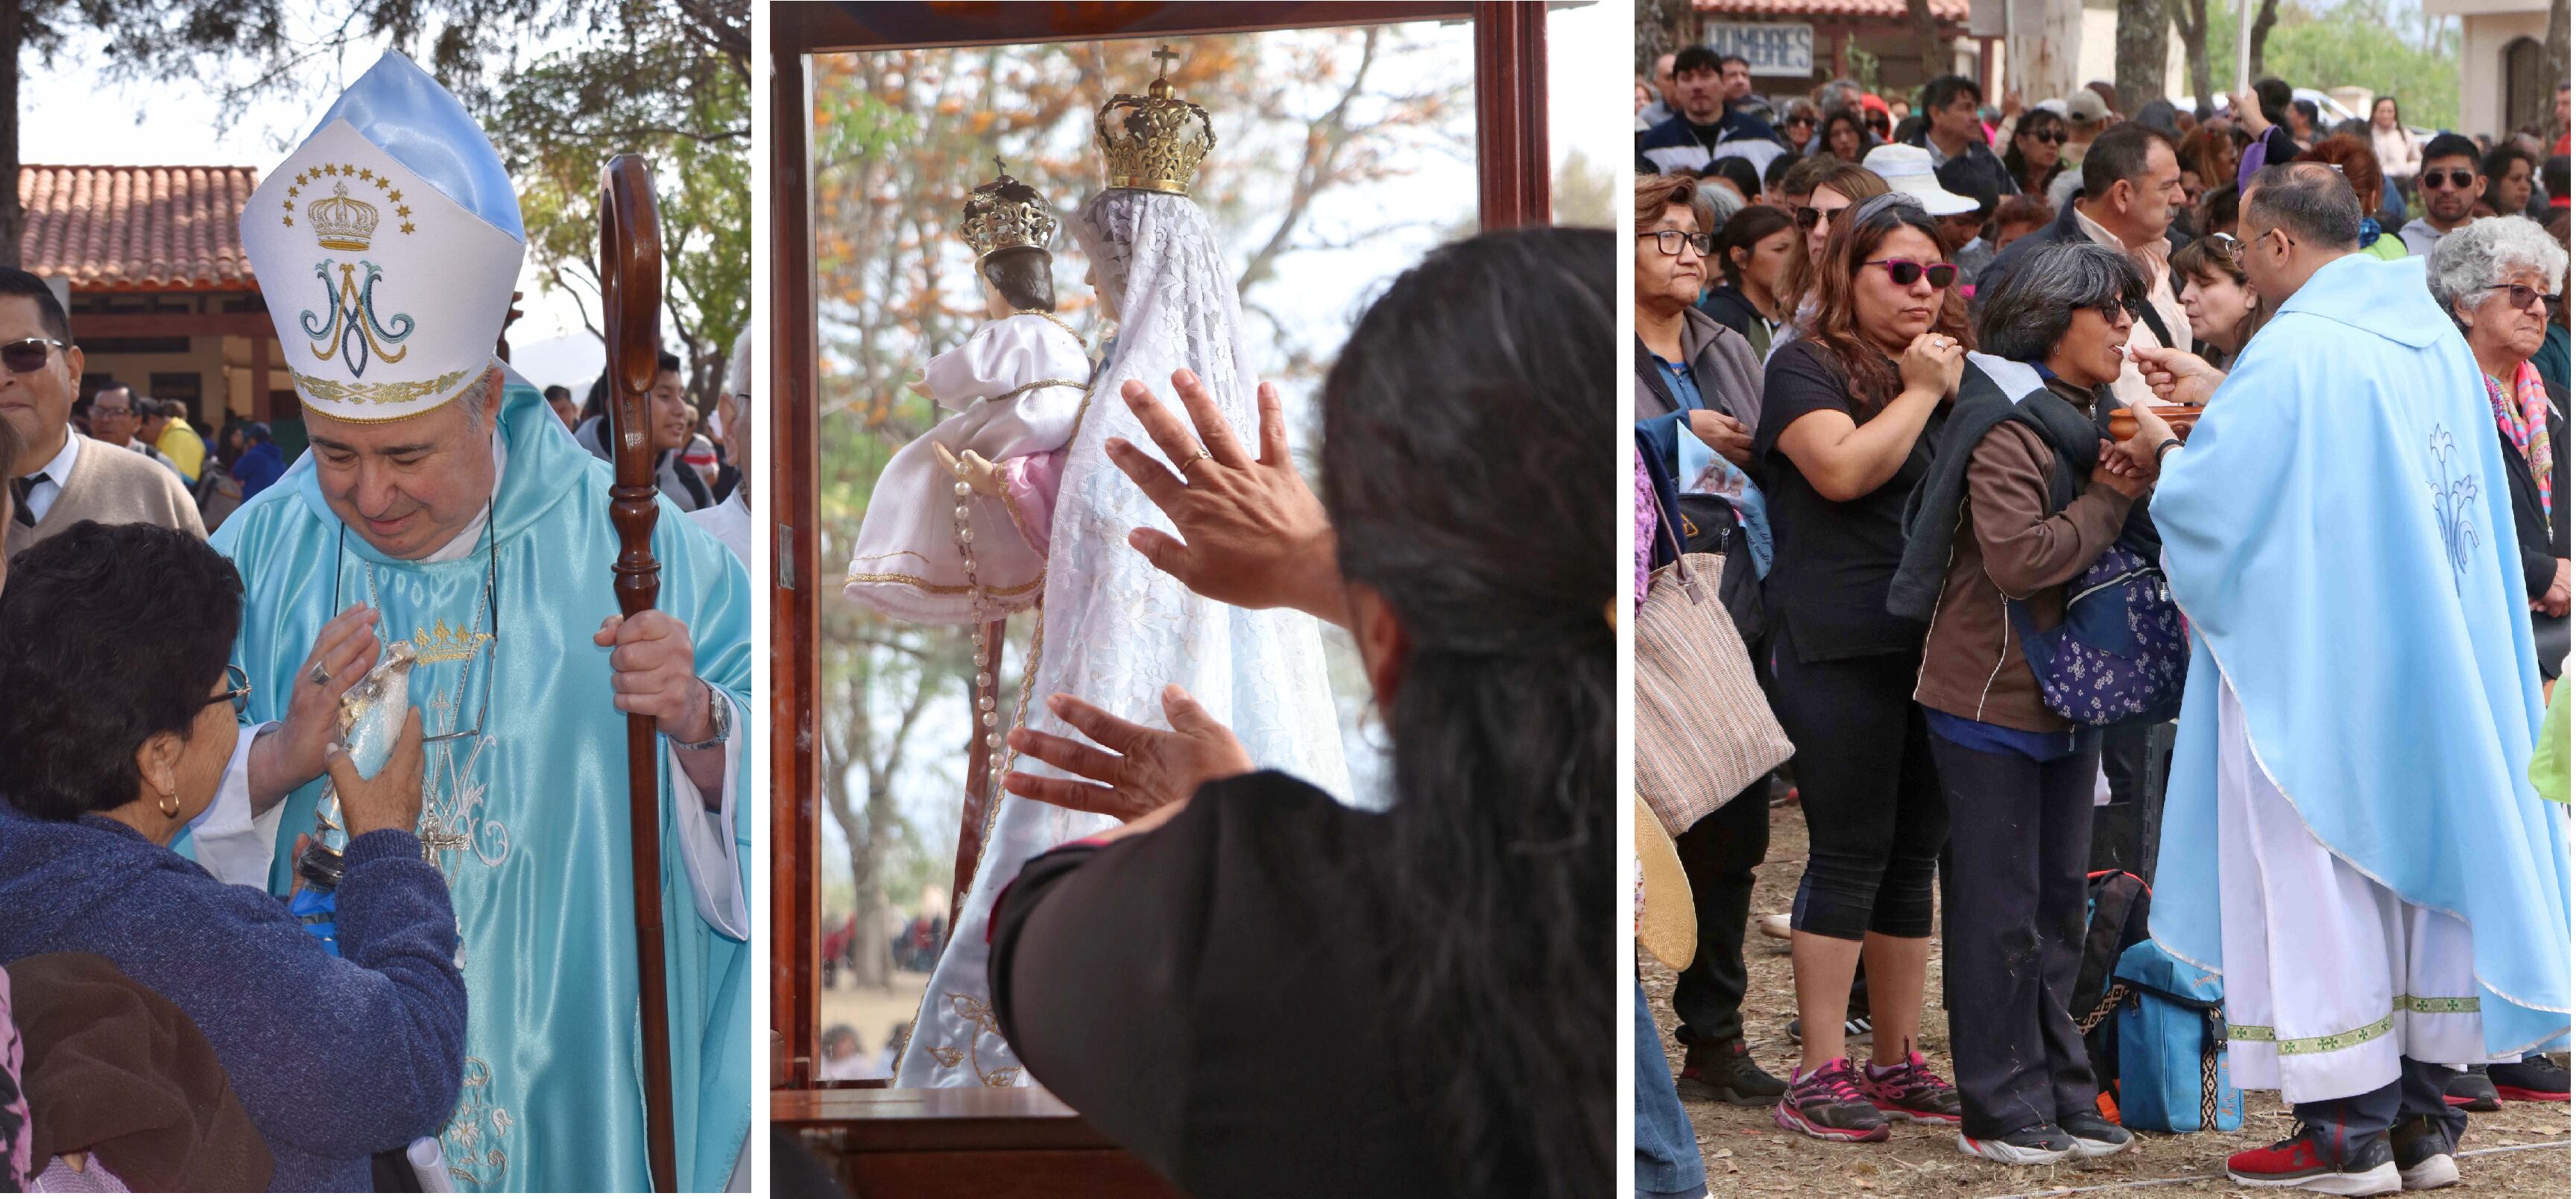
1775, 159, 1891, 356
1753, 194, 1974, 1144
1898, 241, 2156, 1164
0, 521, 466, 1191
2003, 110, 2067, 198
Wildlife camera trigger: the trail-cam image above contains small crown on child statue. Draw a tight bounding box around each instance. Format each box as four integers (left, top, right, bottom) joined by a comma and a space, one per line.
1094, 45, 1216, 197
959, 158, 1060, 262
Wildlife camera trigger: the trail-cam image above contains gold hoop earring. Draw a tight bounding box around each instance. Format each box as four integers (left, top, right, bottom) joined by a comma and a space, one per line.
157, 792, 180, 819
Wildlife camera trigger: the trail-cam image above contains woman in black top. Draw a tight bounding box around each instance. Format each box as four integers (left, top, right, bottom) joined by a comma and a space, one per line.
1754, 193, 1972, 1145
986, 229, 1614, 1199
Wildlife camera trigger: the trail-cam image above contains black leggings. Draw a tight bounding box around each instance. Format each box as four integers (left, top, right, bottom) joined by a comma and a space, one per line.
1770, 646, 1946, 941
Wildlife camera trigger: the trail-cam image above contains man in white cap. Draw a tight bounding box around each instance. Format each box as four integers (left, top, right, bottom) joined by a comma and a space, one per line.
2063, 89, 2112, 170
190, 51, 750, 1192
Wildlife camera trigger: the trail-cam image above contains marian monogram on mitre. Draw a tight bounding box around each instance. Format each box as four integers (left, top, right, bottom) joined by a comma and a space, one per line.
242, 116, 525, 422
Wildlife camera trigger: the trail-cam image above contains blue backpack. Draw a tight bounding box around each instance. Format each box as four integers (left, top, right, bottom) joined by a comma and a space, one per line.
2006, 544, 2188, 727
2095, 939, 2244, 1133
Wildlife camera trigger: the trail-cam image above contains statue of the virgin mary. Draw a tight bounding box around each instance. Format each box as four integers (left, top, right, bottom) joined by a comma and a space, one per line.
888, 51, 1351, 1089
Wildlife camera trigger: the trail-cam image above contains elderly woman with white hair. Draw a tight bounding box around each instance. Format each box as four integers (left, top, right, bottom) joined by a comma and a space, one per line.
2426, 217, 2569, 652
2422, 214, 2576, 1111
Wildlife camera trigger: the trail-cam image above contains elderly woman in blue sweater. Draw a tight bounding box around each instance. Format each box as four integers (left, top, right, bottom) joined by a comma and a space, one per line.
0, 521, 465, 1192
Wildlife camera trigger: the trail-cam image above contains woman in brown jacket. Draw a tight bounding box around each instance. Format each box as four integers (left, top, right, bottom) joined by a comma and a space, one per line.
1916, 240, 2153, 1166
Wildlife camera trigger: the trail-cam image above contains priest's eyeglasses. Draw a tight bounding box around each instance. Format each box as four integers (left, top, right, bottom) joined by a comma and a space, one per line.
204, 665, 253, 718
2473, 283, 2563, 317
1640, 230, 1712, 257
0, 339, 68, 375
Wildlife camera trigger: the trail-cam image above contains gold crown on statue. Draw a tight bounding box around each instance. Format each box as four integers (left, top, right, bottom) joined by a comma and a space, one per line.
959, 159, 1059, 262
1095, 45, 1216, 197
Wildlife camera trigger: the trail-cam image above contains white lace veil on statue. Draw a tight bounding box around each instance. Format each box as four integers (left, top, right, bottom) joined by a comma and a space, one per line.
890, 186, 1350, 1089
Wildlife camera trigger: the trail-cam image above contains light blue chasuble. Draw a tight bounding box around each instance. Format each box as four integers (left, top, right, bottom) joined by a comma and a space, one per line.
198, 382, 752, 1190
2148, 253, 2572, 1058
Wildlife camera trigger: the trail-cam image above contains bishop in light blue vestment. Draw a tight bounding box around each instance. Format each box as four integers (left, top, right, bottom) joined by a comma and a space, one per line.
2149, 251, 2571, 1108
183, 51, 752, 1192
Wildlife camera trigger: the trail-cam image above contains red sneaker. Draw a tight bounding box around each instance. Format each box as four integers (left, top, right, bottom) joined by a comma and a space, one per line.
2225, 1124, 2400, 1195
2488, 1056, 2571, 1102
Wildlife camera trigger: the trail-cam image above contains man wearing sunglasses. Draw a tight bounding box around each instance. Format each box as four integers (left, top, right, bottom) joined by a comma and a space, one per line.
181, 52, 754, 1192
0, 271, 203, 558
2400, 134, 2487, 257
2117, 162, 2569, 1197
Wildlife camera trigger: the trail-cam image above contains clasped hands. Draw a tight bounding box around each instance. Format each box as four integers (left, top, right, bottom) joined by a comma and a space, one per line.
1000, 368, 1334, 828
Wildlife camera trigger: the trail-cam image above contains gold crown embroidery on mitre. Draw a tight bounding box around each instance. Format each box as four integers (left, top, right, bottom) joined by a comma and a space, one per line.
1095, 45, 1216, 197
959, 159, 1058, 262
307, 181, 382, 251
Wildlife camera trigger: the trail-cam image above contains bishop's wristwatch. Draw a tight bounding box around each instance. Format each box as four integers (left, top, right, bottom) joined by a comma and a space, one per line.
671, 678, 733, 751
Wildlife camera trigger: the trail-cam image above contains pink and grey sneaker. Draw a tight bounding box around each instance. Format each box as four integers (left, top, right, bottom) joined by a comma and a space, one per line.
1862, 1051, 1963, 1125
1773, 1057, 1890, 1143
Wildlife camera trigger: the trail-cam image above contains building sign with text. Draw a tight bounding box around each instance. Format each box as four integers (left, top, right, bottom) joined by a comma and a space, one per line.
1702, 22, 1815, 77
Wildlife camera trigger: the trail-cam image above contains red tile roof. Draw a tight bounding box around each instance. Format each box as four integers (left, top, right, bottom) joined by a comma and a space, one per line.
19, 165, 262, 292
1694, 0, 1970, 22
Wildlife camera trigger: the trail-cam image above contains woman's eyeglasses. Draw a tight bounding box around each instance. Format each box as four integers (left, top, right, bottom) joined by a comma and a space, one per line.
2422, 170, 2477, 191
2475, 283, 2565, 316
1639, 230, 1712, 257
1785, 116, 1816, 130
1864, 258, 1959, 289
0, 339, 66, 375
203, 664, 253, 719
1794, 205, 1846, 232
2212, 231, 2244, 266
2025, 128, 2067, 145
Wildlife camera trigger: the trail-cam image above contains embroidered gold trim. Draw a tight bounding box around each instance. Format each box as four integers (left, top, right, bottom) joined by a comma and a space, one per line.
842, 570, 1043, 598
934, 992, 1023, 1088
1009, 309, 1085, 347
293, 365, 475, 415
2228, 1009, 2399, 1054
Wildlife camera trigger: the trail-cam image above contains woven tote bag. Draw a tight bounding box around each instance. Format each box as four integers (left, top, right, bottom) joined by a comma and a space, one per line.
1636, 514, 1793, 837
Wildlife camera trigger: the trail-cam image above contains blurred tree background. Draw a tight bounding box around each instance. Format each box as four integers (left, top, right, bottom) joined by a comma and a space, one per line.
804, 24, 1477, 998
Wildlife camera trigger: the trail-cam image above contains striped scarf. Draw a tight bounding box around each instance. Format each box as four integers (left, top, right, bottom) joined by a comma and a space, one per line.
2487, 360, 2554, 526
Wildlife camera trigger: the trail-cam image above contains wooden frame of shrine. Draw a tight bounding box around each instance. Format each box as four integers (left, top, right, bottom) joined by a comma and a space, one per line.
768, 3, 1548, 1190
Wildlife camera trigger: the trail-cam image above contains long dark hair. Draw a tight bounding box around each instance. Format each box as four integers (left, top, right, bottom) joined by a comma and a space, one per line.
1318, 227, 1613, 1198
2004, 110, 2067, 195
1805, 195, 1977, 416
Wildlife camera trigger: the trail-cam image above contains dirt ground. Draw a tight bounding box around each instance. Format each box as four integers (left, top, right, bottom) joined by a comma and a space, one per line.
1642, 803, 2574, 1198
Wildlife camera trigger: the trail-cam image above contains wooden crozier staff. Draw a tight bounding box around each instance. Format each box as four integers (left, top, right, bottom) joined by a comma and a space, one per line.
600, 151, 679, 1194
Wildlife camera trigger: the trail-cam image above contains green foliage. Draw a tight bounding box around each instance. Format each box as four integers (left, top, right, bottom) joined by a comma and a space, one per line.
2207, 0, 2463, 132
484, 0, 750, 408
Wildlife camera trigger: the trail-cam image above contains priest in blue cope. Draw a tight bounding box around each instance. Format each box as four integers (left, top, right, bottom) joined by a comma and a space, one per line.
180, 51, 753, 1192
2136, 163, 2567, 1189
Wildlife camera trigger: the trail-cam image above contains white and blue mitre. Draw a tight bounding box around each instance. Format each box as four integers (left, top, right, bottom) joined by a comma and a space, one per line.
193, 51, 752, 1192
241, 51, 523, 423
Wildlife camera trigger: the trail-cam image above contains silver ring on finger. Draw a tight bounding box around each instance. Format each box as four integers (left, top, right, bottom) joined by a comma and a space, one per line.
309, 664, 332, 687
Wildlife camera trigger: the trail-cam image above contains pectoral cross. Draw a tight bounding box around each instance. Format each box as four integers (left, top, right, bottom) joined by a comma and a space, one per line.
1152, 44, 1178, 78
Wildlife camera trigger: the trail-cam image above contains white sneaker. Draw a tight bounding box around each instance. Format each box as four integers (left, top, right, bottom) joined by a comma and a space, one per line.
1957, 1125, 2075, 1165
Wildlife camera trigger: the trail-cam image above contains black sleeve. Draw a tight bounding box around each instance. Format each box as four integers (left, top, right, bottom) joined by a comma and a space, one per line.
2263, 126, 2300, 167
1752, 341, 1856, 459
988, 801, 1216, 1176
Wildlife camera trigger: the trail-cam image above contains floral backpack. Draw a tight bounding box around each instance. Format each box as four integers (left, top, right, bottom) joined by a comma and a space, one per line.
2005, 544, 2189, 726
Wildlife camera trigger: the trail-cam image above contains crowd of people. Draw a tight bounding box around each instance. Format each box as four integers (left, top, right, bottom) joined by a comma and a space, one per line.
1637, 58, 2571, 1198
